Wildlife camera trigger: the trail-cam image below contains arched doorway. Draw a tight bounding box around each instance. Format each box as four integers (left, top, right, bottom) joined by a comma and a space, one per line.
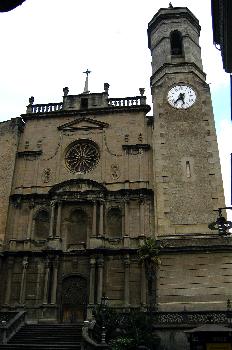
61, 275, 87, 323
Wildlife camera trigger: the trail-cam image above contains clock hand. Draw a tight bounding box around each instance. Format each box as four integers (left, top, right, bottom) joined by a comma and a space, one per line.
174, 92, 185, 105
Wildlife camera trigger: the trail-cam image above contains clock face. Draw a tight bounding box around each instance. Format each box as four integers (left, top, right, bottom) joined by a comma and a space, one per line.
167, 85, 196, 109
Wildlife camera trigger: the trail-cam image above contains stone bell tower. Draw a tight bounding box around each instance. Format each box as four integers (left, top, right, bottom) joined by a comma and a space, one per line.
148, 6, 225, 237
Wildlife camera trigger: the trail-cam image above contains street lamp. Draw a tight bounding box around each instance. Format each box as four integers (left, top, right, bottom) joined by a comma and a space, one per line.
100, 296, 109, 345
208, 207, 232, 235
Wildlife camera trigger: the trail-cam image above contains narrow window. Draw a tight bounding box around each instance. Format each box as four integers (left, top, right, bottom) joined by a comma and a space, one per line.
186, 160, 191, 178
170, 30, 183, 56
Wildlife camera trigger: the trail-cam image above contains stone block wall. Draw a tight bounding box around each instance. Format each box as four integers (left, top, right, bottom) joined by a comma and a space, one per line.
0, 119, 22, 246
158, 251, 232, 311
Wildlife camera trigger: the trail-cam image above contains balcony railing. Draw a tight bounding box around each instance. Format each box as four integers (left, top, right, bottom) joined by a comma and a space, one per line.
108, 96, 146, 107
27, 102, 63, 114
26, 96, 147, 114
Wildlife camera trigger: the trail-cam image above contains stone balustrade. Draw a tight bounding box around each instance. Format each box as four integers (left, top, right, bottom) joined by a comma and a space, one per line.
27, 102, 63, 114
26, 96, 147, 114
0, 311, 26, 344
108, 96, 146, 107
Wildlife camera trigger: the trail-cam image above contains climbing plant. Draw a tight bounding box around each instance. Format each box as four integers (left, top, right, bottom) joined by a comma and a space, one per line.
138, 237, 162, 313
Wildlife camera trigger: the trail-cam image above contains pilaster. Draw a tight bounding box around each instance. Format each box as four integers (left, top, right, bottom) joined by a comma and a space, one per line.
51, 257, 59, 304
97, 256, 104, 303
89, 257, 96, 305
49, 201, 56, 238
43, 257, 51, 305
123, 255, 130, 307
4, 257, 14, 305
19, 256, 28, 304
55, 201, 62, 238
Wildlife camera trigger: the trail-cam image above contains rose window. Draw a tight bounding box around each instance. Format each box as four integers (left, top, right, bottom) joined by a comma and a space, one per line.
65, 141, 100, 173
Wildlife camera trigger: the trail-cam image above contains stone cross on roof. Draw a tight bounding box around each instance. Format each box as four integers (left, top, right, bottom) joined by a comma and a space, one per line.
83, 69, 91, 93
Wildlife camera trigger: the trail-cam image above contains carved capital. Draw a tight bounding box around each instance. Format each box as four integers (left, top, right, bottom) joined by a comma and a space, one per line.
50, 200, 56, 208
22, 256, 28, 269
13, 197, 21, 208
90, 257, 96, 267
8, 257, 14, 267
53, 256, 59, 269
123, 254, 130, 267
29, 199, 35, 209
44, 257, 51, 269
123, 196, 130, 204
97, 256, 104, 267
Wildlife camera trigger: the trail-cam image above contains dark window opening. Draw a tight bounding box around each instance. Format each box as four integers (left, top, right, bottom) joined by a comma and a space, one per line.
81, 98, 88, 109
170, 30, 183, 56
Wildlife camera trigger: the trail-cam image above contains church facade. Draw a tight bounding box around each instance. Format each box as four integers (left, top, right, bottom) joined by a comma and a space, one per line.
0, 4, 230, 336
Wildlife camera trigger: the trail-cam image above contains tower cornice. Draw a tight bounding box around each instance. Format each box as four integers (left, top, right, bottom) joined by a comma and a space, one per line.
150, 62, 206, 87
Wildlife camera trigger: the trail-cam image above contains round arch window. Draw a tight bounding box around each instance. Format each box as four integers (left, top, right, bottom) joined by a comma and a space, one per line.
65, 140, 100, 173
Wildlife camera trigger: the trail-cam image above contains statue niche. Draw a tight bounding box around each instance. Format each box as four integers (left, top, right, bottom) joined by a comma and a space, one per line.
67, 209, 88, 246
34, 209, 49, 240
107, 207, 122, 238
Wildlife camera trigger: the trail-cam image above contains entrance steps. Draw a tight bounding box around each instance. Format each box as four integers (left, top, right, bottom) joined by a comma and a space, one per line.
0, 323, 83, 350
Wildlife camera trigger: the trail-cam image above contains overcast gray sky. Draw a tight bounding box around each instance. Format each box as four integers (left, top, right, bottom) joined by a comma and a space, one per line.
0, 0, 231, 215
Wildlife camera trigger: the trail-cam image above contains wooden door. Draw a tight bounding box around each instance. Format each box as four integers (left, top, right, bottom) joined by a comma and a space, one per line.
61, 276, 87, 323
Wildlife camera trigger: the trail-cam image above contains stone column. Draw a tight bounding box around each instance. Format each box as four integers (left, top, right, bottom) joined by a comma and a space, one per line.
140, 263, 147, 307
27, 202, 34, 239
124, 255, 130, 307
51, 257, 59, 304
124, 149, 130, 181
43, 257, 51, 304
139, 148, 144, 182
124, 200, 130, 236
13, 199, 21, 238
55, 201, 62, 238
4, 258, 14, 305
49, 201, 56, 238
97, 256, 104, 303
92, 201, 97, 236
89, 257, 96, 305
99, 201, 104, 236
139, 198, 145, 236
19, 256, 28, 304
35, 259, 43, 304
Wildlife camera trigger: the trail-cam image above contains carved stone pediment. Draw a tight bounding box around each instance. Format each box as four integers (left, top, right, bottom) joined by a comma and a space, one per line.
122, 144, 151, 155
57, 117, 109, 132
49, 179, 106, 194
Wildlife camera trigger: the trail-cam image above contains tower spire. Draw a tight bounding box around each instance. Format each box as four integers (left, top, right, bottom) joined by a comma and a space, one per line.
83, 69, 91, 93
